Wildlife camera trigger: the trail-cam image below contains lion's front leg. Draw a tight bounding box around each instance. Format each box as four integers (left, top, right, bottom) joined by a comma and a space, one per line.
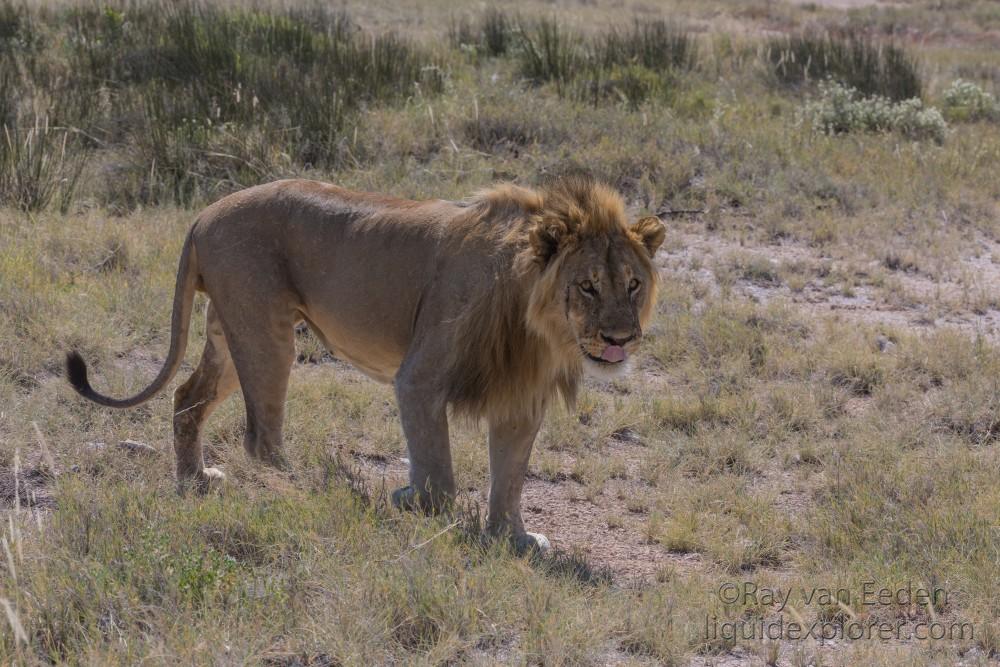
392, 365, 455, 514
487, 414, 548, 553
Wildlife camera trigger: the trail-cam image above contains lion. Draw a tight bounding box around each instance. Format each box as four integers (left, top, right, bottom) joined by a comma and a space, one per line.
65, 174, 665, 552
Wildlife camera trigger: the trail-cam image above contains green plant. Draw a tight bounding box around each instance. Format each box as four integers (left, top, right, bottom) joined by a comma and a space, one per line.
593, 19, 697, 73
0, 118, 87, 213
0, 3, 445, 210
799, 79, 947, 142
942, 79, 999, 122
767, 32, 921, 101
516, 16, 580, 90
450, 7, 513, 57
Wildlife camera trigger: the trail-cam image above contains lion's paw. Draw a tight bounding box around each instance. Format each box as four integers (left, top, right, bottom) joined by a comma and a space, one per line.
178, 467, 226, 495
201, 466, 226, 483
515, 532, 551, 555
391, 485, 450, 515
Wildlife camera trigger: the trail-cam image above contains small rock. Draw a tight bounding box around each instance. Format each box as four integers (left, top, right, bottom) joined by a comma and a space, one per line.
118, 440, 158, 456
86, 441, 106, 451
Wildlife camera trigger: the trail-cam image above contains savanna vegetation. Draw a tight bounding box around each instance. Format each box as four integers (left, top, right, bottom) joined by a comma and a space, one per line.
3, 0, 1000, 664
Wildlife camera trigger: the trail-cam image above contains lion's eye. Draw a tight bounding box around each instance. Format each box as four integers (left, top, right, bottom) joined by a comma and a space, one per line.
628, 278, 641, 293
579, 280, 597, 296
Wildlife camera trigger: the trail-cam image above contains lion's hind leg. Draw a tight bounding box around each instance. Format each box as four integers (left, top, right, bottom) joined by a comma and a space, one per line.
210, 301, 297, 471
173, 301, 240, 493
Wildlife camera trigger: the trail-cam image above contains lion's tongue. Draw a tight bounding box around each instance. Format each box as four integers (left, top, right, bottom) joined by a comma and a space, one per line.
601, 345, 626, 363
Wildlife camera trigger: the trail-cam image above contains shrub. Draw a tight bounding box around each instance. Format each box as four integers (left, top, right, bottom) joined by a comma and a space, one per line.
580, 64, 670, 110
462, 106, 566, 153
0, 117, 87, 213
0, 3, 444, 210
942, 79, 1000, 122
515, 16, 581, 90
481, 8, 513, 58
593, 19, 697, 72
515, 16, 696, 108
799, 80, 947, 143
449, 8, 513, 57
448, 16, 478, 54
767, 32, 921, 101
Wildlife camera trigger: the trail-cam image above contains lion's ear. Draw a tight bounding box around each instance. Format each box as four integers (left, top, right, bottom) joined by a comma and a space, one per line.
632, 216, 666, 258
530, 218, 567, 266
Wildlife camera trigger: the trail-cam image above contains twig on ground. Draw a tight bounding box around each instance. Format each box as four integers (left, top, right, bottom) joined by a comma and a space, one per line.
386, 520, 459, 563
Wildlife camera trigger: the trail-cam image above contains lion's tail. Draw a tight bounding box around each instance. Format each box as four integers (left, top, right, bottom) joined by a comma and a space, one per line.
65, 226, 200, 409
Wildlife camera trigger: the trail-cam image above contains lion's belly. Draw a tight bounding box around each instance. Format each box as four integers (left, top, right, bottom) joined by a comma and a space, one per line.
302, 313, 405, 384
332, 349, 399, 384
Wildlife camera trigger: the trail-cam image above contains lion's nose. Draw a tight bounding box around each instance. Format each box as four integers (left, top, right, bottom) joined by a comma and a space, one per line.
600, 332, 637, 347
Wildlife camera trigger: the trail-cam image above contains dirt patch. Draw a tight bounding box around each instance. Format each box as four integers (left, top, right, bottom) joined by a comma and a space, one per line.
659, 227, 1000, 342
349, 444, 698, 581
518, 478, 701, 582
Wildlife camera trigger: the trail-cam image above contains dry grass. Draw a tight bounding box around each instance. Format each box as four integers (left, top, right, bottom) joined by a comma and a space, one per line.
3, 0, 1000, 664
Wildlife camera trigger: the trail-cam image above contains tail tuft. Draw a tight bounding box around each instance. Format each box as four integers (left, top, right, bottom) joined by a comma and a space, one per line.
63, 226, 198, 410
65, 351, 91, 395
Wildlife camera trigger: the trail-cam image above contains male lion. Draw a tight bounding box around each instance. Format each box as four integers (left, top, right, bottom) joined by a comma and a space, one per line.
66, 175, 665, 552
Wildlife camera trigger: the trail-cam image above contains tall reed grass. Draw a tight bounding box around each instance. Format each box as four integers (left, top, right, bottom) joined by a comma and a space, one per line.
0, 4, 927, 213
515, 16, 698, 108
0, 1, 442, 210
766, 31, 921, 101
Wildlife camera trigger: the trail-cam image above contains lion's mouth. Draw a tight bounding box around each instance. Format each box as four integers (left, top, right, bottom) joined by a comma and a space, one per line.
581, 345, 627, 365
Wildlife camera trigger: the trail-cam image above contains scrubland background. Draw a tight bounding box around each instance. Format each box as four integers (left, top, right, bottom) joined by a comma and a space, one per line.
2, 0, 1000, 664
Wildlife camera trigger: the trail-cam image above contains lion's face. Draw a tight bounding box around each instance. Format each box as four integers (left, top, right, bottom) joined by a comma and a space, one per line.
560, 224, 663, 378
526, 206, 666, 381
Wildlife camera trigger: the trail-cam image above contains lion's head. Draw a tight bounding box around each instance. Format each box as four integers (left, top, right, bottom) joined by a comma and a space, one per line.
447, 175, 665, 422
524, 176, 665, 380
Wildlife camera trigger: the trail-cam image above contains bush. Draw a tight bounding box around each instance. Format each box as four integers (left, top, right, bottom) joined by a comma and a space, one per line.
462, 107, 566, 153
942, 79, 1000, 122
515, 16, 696, 108
516, 16, 581, 90
0, 117, 87, 213
799, 80, 947, 143
0, 3, 444, 210
593, 19, 697, 72
767, 32, 921, 101
449, 7, 513, 57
